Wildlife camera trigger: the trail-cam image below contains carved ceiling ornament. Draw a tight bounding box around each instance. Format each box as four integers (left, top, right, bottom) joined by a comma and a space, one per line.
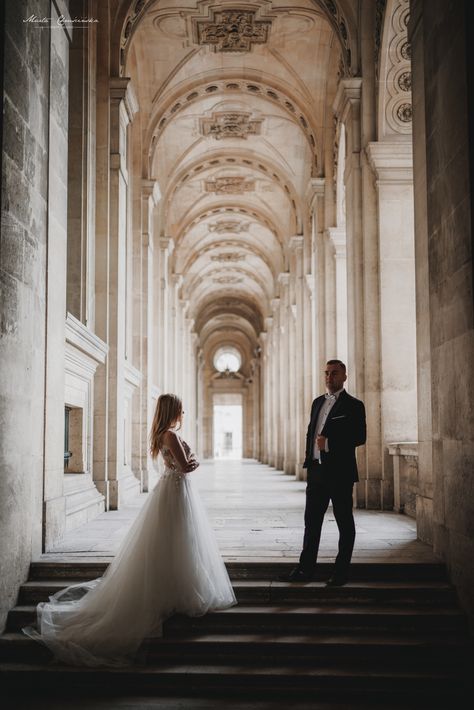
378, 0, 412, 137
208, 219, 249, 233
205, 177, 255, 195
149, 79, 318, 171
200, 111, 263, 139
213, 275, 244, 285
211, 252, 247, 263
193, 9, 272, 52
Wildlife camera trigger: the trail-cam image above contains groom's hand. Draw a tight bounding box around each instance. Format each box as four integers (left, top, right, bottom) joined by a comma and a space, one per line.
316, 435, 327, 450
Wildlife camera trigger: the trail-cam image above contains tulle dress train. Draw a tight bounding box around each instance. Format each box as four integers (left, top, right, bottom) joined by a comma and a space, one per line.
23, 440, 236, 666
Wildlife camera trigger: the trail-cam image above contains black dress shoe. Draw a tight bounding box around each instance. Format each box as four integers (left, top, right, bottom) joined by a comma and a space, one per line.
278, 567, 313, 583
325, 574, 348, 587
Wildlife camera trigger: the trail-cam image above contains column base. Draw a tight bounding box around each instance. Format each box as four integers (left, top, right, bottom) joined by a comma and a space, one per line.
416, 495, 433, 544
44, 495, 67, 551
108, 472, 141, 509
64, 474, 105, 531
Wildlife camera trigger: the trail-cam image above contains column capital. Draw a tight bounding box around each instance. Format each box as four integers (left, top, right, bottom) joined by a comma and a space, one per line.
305, 273, 315, 293
271, 297, 280, 312
159, 236, 175, 254
278, 272, 290, 286
289, 235, 305, 252
305, 177, 325, 209
333, 78, 362, 122
171, 273, 183, 289
326, 226, 347, 256
366, 140, 413, 184
142, 179, 162, 205
109, 77, 139, 122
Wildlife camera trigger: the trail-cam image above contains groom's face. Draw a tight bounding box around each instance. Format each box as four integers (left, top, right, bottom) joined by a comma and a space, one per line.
325, 363, 347, 393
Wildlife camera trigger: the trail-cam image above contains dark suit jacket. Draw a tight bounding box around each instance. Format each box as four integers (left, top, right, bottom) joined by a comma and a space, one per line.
303, 390, 366, 483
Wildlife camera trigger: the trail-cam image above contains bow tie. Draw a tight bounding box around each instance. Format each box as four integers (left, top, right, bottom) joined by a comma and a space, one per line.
325, 393, 336, 400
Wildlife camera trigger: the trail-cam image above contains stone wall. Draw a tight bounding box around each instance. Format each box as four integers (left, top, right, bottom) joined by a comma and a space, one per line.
0, 0, 51, 630
410, 0, 474, 625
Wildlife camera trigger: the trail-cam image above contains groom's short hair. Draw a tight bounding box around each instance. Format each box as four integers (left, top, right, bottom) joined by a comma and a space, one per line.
327, 359, 346, 372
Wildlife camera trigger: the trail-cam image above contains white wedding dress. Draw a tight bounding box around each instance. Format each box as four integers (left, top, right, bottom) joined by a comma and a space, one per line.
23, 436, 236, 666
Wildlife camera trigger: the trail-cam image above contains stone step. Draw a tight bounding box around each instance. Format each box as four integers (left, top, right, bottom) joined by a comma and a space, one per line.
28, 560, 448, 582
17, 578, 458, 606
1, 631, 471, 667
0, 661, 469, 700
163, 605, 466, 635
7, 603, 466, 634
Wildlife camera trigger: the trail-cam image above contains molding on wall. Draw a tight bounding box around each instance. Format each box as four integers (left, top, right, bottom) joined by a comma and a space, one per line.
65, 313, 108, 364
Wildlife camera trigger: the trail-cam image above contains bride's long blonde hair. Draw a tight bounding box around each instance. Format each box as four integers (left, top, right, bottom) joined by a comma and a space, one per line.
149, 394, 183, 459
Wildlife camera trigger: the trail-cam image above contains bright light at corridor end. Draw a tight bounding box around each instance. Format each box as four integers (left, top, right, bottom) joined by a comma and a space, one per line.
213, 402, 243, 460
213, 346, 242, 373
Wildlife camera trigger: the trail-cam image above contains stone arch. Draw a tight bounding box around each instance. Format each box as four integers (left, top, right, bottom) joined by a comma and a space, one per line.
377, 0, 412, 139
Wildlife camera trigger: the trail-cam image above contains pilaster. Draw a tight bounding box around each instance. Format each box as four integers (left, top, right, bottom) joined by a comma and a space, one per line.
366, 140, 417, 510
95, 76, 140, 510
334, 75, 382, 508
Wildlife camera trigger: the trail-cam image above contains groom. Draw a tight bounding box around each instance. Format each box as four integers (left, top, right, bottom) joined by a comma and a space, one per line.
284, 360, 366, 586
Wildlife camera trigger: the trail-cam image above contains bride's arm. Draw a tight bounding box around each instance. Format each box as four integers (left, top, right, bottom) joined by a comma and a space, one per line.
162, 431, 199, 473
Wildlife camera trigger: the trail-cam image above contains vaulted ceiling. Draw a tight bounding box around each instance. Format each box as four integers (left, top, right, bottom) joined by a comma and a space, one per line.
124, 0, 348, 372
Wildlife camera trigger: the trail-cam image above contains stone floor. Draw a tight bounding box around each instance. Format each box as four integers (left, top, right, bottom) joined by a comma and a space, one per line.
43, 460, 436, 564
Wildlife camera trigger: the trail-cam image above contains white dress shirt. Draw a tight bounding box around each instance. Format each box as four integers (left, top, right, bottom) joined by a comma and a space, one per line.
313, 388, 344, 461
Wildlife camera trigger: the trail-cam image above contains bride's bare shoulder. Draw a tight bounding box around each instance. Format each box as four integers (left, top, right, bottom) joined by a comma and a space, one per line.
161, 429, 178, 446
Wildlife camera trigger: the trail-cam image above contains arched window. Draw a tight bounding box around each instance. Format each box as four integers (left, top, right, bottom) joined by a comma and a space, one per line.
213, 346, 242, 373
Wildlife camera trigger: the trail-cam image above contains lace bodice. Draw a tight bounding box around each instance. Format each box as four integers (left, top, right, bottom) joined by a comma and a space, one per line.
160, 434, 192, 475
160, 446, 180, 473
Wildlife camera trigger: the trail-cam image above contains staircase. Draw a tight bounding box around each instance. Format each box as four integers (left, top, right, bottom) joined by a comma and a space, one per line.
1, 561, 472, 704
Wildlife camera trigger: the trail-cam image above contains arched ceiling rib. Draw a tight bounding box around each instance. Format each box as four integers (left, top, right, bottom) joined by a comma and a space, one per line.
146, 74, 320, 176
162, 150, 303, 232
121, 0, 346, 358
116, 0, 358, 78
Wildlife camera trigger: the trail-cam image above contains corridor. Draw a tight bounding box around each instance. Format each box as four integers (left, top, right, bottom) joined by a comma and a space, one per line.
40, 461, 436, 565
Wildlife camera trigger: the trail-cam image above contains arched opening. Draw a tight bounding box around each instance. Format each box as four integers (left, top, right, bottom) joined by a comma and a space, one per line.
2, 0, 474, 640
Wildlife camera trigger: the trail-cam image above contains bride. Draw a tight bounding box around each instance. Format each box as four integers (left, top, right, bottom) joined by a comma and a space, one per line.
23, 394, 236, 666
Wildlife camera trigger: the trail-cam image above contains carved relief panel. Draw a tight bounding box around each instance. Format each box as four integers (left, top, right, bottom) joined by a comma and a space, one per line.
193, 9, 272, 52
205, 177, 255, 194
200, 112, 263, 139
378, 0, 412, 136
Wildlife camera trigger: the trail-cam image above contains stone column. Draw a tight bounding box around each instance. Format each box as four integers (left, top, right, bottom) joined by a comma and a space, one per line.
408, 2, 433, 543
182, 313, 193, 438
290, 236, 306, 479
278, 273, 294, 474
94, 77, 139, 510
288, 263, 297, 476
263, 310, 271, 465
155, 237, 174, 393
66, 4, 97, 328
306, 179, 326, 393
327, 227, 348, 366
324, 233, 337, 359
334, 78, 382, 509
270, 298, 282, 469
43, 6, 72, 547
189, 331, 199, 451
137, 180, 160, 492
196, 348, 205, 458
169, 274, 183, 394
366, 141, 418, 507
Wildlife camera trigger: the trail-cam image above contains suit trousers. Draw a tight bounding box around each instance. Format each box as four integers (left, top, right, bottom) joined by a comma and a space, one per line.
299, 462, 355, 576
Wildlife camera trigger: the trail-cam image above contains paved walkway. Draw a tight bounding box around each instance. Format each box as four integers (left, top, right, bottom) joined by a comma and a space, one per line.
42, 460, 436, 563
